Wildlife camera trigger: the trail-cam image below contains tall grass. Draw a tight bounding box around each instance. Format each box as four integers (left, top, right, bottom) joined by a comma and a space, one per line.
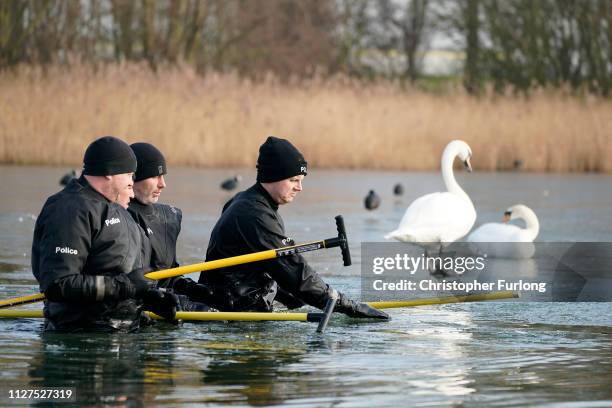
1, 63, 610, 172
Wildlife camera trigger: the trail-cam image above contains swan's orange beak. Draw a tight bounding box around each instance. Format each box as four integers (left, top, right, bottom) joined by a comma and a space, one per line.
503, 211, 512, 223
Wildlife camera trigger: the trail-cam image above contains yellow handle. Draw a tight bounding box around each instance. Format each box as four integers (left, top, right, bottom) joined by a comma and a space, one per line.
0, 293, 46, 308
0, 309, 45, 318
144, 249, 277, 280
146, 239, 326, 280
0, 309, 311, 321
168, 311, 310, 321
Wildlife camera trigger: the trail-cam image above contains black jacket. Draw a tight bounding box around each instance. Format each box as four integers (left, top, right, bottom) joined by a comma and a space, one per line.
128, 200, 182, 283
32, 176, 150, 331
199, 183, 332, 311
128, 200, 216, 312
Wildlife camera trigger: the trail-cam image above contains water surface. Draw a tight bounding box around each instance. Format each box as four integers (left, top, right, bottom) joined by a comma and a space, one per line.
0, 166, 611, 406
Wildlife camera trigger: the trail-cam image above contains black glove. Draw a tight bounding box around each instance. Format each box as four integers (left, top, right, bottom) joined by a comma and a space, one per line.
172, 277, 214, 303
126, 268, 155, 297
103, 274, 135, 300
335, 292, 389, 320
104, 268, 155, 301
142, 289, 179, 321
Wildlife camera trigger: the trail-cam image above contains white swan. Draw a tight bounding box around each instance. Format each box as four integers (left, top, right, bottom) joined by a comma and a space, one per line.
467, 204, 539, 258
385, 140, 476, 244
467, 204, 539, 243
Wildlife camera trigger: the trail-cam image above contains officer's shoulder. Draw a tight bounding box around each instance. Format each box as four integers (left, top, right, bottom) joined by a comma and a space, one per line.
234, 188, 270, 207
78, 192, 114, 213
39, 190, 105, 229
155, 203, 182, 218
230, 197, 276, 221
226, 193, 263, 212
47, 187, 101, 211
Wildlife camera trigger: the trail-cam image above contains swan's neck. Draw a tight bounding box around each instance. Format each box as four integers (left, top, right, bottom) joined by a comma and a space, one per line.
441, 148, 471, 204
518, 211, 540, 241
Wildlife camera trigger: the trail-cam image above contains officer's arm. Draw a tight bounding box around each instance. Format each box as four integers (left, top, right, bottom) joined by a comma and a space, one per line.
245, 215, 332, 309
37, 208, 138, 302
247, 215, 389, 319
45, 273, 136, 302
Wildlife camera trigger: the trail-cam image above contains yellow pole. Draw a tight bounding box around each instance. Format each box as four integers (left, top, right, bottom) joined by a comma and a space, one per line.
170, 311, 311, 321
144, 249, 277, 280
0, 293, 46, 308
0, 309, 312, 321
0, 291, 518, 321
0, 309, 44, 318
367, 291, 519, 309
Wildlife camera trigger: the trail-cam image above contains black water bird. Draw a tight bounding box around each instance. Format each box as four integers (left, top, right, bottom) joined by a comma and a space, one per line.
59, 169, 78, 186
221, 175, 242, 191
513, 159, 524, 171
364, 190, 381, 210
393, 183, 404, 196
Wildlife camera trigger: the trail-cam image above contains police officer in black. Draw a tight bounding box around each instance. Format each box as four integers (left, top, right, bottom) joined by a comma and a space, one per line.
32, 136, 179, 332
199, 136, 389, 319
128, 142, 214, 311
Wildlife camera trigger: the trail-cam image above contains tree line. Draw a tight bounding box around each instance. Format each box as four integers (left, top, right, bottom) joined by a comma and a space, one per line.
1, 0, 610, 95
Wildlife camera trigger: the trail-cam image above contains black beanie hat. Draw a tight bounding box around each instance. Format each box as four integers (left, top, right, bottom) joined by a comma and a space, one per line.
82, 136, 137, 176
130, 142, 167, 182
256, 136, 308, 183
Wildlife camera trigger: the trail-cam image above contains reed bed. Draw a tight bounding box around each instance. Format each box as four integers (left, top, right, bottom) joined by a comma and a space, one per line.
0, 63, 610, 172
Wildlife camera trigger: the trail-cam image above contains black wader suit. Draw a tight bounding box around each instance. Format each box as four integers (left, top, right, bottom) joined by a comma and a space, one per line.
128, 200, 214, 311
199, 183, 333, 311
128, 201, 181, 280
32, 177, 151, 332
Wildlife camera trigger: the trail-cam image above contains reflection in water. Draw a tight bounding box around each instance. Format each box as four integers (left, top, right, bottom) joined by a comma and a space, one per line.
28, 328, 180, 406
402, 309, 476, 398
0, 304, 610, 406
193, 327, 341, 406
463, 308, 612, 405
201, 341, 306, 406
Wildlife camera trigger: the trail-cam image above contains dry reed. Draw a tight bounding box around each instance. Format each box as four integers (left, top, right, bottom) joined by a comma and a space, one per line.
0, 63, 610, 172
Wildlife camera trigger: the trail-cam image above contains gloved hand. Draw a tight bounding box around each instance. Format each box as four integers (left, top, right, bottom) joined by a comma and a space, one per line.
335, 292, 389, 320
172, 277, 214, 303
103, 268, 154, 301
142, 289, 179, 321
126, 268, 155, 297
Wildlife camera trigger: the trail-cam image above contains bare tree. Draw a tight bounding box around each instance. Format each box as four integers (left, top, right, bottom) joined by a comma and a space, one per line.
0, 0, 609, 95
110, 0, 136, 60
463, 0, 480, 93
333, 0, 372, 75
0, 0, 29, 66
378, 0, 430, 82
